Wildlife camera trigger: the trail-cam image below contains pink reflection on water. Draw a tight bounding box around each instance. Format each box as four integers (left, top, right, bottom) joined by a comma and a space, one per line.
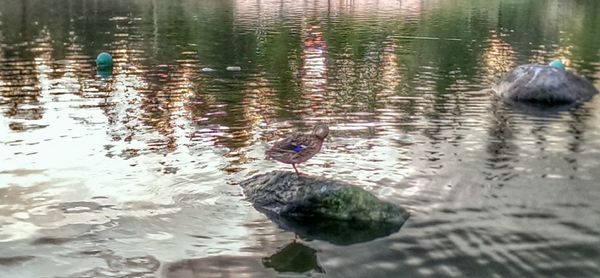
233, 0, 422, 25
481, 31, 516, 82
299, 24, 329, 119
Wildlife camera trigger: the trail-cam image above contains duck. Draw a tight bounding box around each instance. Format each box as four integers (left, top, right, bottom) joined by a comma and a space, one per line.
266, 124, 329, 175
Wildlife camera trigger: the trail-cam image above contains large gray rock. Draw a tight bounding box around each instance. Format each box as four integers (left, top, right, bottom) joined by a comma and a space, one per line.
240, 171, 409, 244
241, 171, 409, 223
493, 64, 598, 105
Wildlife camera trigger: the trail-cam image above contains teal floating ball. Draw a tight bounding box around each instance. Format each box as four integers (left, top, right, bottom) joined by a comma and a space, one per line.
96, 52, 113, 69
549, 59, 565, 70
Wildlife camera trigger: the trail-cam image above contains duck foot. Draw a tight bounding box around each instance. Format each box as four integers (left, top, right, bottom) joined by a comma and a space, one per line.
292, 164, 302, 176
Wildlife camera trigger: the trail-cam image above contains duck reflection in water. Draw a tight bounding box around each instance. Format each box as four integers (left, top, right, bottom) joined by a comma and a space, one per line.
266, 124, 329, 175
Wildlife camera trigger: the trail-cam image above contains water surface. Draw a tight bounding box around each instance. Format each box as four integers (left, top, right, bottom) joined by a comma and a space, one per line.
1, 0, 600, 277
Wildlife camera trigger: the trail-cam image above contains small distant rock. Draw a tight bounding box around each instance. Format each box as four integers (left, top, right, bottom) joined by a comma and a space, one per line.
226, 66, 242, 71
201, 67, 216, 72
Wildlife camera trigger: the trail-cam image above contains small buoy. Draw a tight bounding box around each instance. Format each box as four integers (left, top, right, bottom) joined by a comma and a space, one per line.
226, 66, 241, 71
201, 67, 216, 72
96, 52, 113, 69
549, 59, 565, 70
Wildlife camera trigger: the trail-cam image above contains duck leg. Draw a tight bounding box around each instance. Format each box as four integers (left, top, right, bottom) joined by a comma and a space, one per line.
292, 164, 300, 175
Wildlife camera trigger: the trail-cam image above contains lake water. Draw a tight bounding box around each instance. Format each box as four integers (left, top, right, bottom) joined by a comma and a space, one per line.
1, 0, 600, 277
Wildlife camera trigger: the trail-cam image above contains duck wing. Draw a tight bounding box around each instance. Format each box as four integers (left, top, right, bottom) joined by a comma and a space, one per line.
266, 133, 323, 164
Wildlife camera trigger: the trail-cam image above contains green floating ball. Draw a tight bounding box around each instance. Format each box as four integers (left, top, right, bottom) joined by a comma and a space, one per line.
549, 59, 565, 70
96, 52, 113, 69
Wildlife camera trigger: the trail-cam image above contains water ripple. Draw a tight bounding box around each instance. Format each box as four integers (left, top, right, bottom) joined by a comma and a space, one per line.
1, 0, 600, 277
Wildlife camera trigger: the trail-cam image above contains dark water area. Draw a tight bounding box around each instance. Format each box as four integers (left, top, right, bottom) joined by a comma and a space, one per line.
1, 0, 600, 277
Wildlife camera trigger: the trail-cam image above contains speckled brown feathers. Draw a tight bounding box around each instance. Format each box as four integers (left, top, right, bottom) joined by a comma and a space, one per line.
266, 124, 329, 174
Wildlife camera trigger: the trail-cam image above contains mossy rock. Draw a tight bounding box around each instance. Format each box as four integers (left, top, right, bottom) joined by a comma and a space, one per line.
240, 171, 409, 224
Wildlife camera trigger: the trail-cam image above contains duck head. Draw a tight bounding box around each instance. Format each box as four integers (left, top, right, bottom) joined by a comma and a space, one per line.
312, 124, 329, 140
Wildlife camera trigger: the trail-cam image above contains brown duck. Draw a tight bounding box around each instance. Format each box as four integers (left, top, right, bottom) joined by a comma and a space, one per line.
266, 124, 329, 175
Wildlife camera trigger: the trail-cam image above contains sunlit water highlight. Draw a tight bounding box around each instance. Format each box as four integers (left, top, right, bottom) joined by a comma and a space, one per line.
1, 0, 600, 277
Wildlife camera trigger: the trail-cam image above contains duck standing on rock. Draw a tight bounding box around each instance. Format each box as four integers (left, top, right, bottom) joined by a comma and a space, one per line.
266, 124, 329, 175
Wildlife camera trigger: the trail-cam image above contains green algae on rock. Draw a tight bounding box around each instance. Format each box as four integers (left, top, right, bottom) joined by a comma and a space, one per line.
240, 171, 409, 224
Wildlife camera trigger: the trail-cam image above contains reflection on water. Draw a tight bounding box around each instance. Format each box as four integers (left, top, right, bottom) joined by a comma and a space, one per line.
1, 0, 600, 277
270, 215, 405, 246
262, 242, 323, 274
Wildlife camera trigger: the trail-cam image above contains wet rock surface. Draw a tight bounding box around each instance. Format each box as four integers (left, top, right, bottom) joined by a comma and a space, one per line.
240, 171, 410, 244
493, 64, 598, 105
240, 171, 409, 224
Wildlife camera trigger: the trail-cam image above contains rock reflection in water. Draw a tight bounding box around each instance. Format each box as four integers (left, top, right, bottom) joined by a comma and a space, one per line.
163, 241, 322, 277
262, 241, 323, 274
270, 215, 404, 246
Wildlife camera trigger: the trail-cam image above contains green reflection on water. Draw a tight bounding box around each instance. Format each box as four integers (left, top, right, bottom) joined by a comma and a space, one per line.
262, 241, 323, 274
1, 1, 600, 276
